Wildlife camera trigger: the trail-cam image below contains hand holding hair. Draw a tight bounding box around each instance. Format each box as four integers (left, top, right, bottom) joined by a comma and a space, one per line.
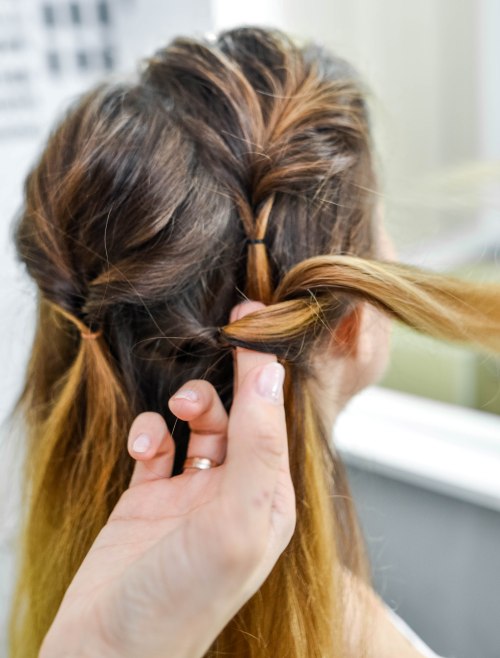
39, 301, 295, 658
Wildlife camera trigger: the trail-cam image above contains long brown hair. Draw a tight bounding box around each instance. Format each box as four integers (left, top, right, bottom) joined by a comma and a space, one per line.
9, 27, 500, 657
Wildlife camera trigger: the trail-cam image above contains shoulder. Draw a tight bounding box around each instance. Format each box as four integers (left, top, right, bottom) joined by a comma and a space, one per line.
342, 569, 446, 658
385, 605, 447, 658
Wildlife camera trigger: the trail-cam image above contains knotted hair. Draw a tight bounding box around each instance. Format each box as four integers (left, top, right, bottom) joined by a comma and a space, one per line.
9, 27, 500, 658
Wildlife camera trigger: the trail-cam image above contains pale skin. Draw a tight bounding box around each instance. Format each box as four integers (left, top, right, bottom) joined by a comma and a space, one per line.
40, 224, 428, 658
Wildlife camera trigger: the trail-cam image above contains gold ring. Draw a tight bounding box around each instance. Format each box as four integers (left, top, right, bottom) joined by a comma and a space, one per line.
182, 456, 219, 472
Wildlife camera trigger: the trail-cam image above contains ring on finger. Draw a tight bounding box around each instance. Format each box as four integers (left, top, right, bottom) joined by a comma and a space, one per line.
182, 456, 220, 472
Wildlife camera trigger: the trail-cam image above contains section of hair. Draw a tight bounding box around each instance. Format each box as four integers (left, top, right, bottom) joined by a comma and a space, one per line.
222, 255, 500, 358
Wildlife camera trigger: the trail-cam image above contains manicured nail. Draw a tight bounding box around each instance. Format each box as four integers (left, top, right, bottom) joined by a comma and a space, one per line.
132, 433, 151, 453
172, 388, 199, 402
256, 362, 285, 402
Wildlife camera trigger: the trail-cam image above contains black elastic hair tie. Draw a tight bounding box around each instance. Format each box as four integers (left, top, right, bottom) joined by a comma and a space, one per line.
247, 238, 266, 244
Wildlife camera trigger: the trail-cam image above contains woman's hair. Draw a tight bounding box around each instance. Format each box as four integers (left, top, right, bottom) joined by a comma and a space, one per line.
9, 26, 500, 657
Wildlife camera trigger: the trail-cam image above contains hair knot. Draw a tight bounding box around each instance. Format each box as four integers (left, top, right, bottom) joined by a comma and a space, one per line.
48, 301, 102, 342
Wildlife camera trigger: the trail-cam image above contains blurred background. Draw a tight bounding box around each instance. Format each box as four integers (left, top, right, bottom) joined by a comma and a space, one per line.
1, 1, 499, 657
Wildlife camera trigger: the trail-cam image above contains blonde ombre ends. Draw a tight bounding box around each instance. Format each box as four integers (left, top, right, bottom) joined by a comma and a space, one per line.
9, 26, 500, 658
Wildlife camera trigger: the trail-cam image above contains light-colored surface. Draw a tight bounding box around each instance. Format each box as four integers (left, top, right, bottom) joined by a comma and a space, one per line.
336, 386, 500, 512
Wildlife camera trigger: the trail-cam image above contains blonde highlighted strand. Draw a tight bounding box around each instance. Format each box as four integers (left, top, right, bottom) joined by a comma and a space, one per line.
9, 299, 134, 658
223, 255, 500, 357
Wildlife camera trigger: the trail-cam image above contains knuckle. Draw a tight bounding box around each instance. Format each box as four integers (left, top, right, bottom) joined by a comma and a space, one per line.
127, 412, 150, 438
199, 382, 221, 410
187, 379, 220, 411
175, 379, 213, 399
191, 379, 215, 395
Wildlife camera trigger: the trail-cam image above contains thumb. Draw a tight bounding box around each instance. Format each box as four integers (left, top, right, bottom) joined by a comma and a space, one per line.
222, 359, 288, 536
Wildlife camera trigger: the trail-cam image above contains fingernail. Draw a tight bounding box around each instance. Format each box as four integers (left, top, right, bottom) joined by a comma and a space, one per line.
172, 388, 199, 402
256, 362, 285, 403
132, 433, 151, 453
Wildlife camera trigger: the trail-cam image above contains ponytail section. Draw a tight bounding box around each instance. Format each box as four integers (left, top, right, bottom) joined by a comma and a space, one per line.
223, 255, 500, 357
245, 195, 275, 304
9, 299, 134, 658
